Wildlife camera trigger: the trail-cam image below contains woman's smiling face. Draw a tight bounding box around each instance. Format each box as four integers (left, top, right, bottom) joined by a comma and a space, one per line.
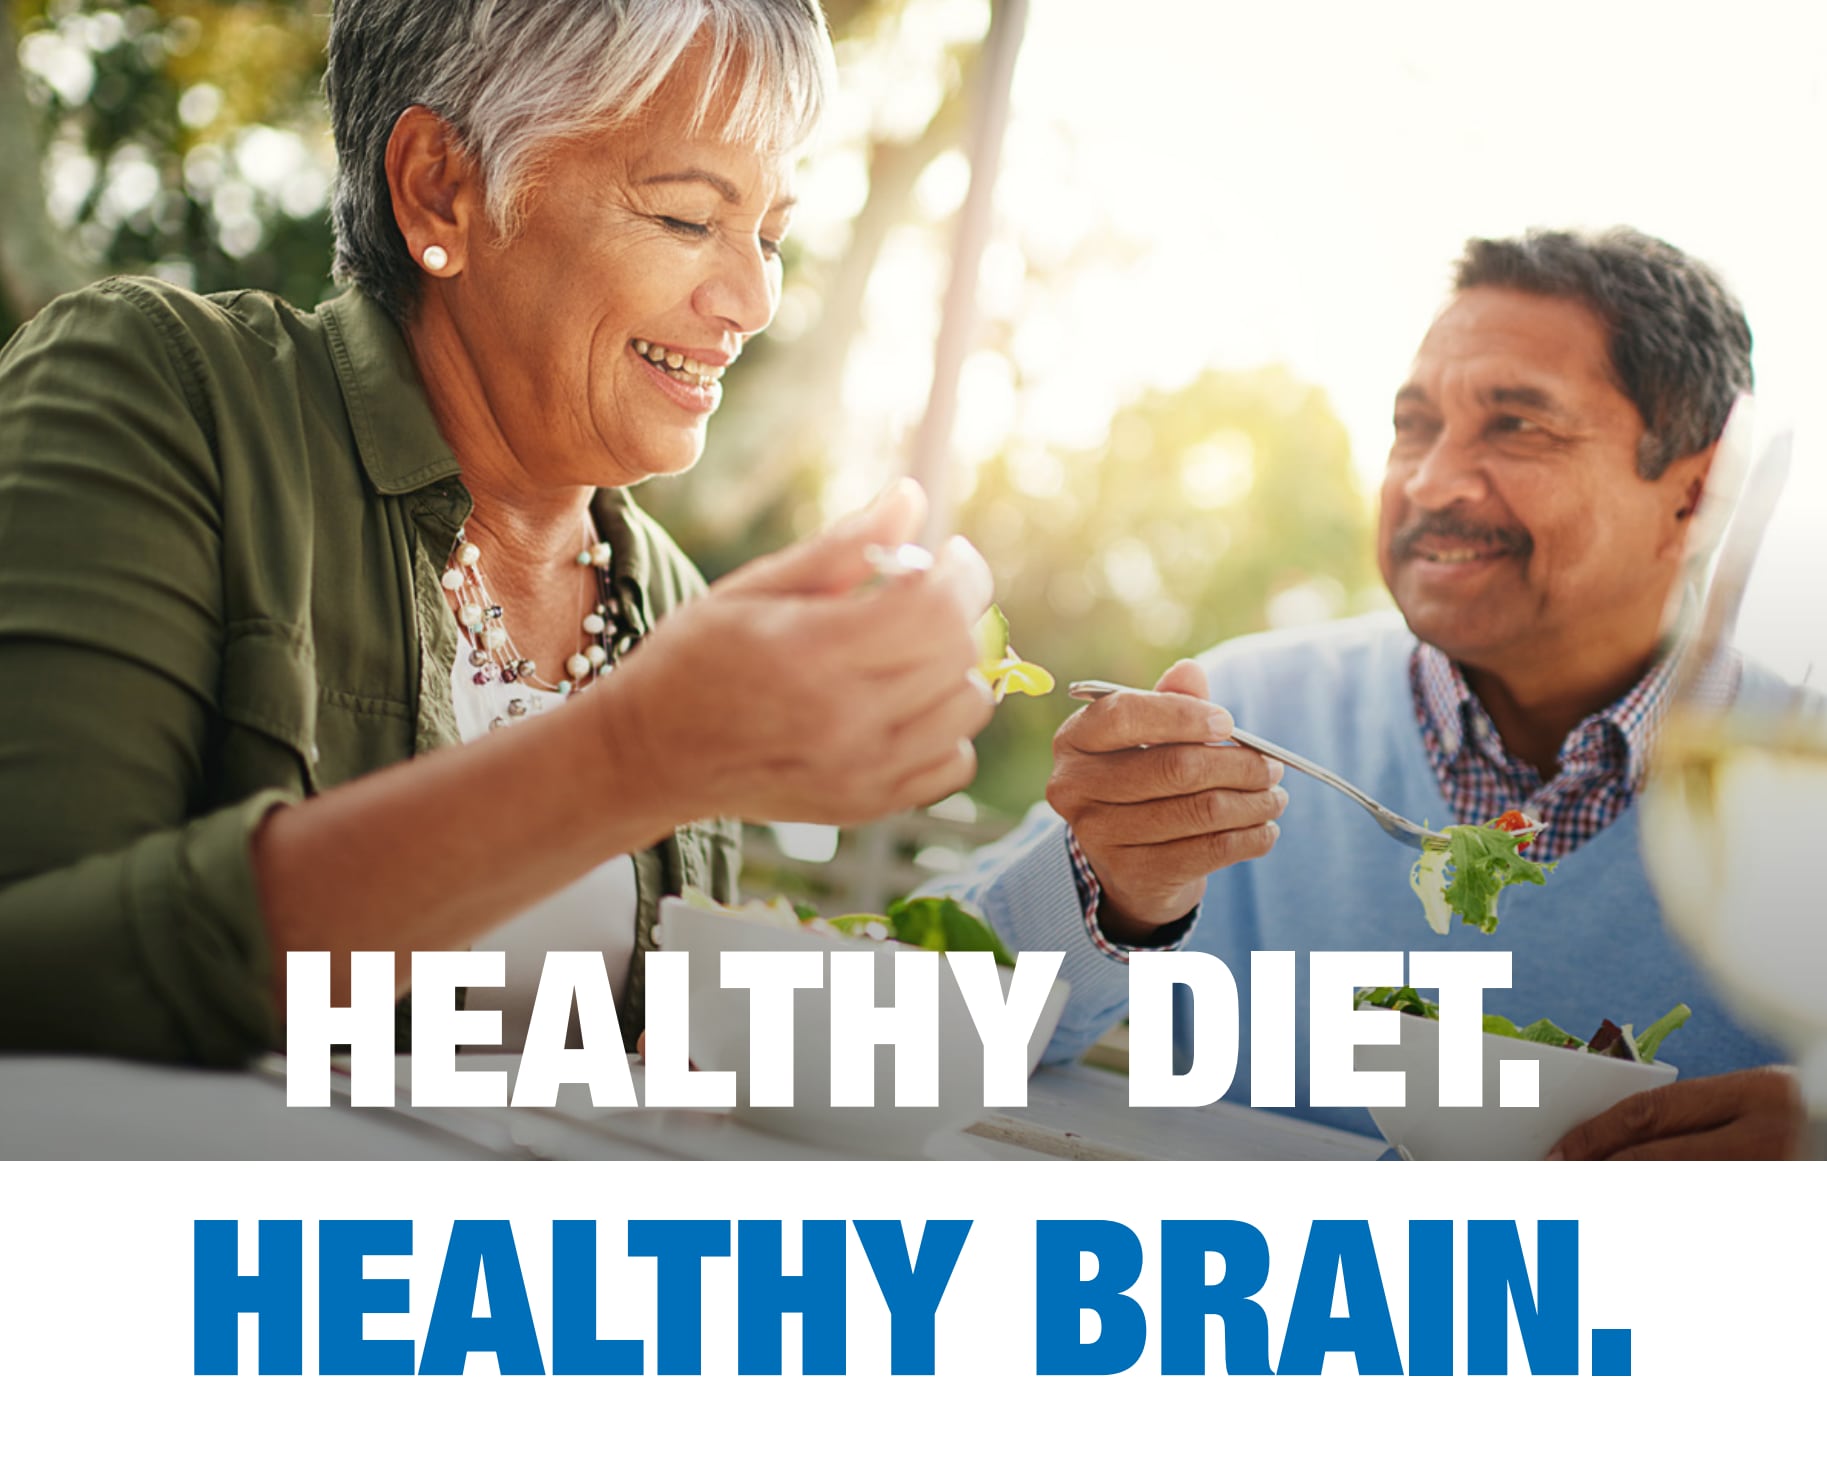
449, 55, 797, 489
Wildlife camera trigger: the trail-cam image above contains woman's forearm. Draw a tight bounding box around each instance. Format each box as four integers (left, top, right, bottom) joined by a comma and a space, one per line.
255, 488, 1001, 1013
251, 681, 685, 1008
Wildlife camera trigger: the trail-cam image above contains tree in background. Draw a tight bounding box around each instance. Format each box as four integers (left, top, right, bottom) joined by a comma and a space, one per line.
957, 367, 1378, 813
1, 0, 330, 335
0, 0, 970, 367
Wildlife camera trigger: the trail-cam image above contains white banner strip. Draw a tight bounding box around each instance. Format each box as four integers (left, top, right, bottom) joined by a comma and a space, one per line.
1, 1160, 1816, 1461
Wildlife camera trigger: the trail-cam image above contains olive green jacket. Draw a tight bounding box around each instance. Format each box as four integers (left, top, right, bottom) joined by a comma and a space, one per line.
0, 276, 738, 1065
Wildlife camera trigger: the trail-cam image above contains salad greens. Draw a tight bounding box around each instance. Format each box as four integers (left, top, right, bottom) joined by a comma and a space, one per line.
1354, 986, 1691, 1064
974, 605, 1054, 702
1411, 818, 1554, 935
681, 888, 1017, 967
831, 897, 1016, 967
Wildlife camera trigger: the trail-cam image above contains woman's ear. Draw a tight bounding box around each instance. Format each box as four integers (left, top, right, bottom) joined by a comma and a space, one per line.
385, 105, 479, 276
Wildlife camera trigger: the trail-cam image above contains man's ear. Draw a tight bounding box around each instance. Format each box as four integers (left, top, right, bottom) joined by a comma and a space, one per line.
1673, 443, 1710, 540
385, 105, 481, 274
1674, 474, 1705, 521
1658, 442, 1710, 573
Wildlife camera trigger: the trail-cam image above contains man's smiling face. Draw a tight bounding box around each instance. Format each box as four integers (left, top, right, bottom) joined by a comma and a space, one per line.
1377, 286, 1699, 683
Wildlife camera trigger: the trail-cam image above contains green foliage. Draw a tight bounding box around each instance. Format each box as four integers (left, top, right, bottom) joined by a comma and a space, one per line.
952, 367, 1377, 812
11, 1, 334, 309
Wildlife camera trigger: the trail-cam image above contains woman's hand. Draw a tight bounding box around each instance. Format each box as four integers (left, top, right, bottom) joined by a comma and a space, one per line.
602, 481, 997, 826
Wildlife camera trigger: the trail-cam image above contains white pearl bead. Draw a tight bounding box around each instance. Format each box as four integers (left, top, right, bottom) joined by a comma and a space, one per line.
582, 613, 606, 635
457, 542, 481, 566
440, 569, 464, 591
458, 602, 484, 627
591, 542, 612, 567
586, 644, 608, 668
483, 626, 508, 650
566, 653, 592, 680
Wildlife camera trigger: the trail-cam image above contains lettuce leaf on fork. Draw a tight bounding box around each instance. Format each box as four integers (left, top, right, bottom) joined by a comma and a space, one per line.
973, 606, 1054, 702
1410, 816, 1554, 935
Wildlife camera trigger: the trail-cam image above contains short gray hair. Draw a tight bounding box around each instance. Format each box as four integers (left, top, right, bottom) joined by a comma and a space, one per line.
326, 0, 833, 322
1454, 227, 1753, 481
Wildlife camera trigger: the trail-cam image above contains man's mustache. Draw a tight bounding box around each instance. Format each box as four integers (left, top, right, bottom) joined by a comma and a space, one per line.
1389, 511, 1532, 561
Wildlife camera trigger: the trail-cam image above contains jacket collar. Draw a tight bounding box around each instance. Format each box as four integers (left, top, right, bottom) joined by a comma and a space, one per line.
319, 288, 656, 603
319, 288, 463, 496
591, 486, 653, 599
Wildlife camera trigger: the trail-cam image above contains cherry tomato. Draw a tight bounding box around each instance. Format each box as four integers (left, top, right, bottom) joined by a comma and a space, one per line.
1492, 808, 1536, 847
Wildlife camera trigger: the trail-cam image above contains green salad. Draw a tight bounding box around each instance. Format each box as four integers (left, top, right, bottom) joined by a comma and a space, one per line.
680, 887, 1016, 967
1411, 810, 1554, 935
1354, 986, 1691, 1064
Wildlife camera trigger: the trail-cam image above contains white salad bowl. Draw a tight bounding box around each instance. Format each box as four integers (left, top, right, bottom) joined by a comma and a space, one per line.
1353, 1009, 1678, 1160
655, 896, 1070, 1157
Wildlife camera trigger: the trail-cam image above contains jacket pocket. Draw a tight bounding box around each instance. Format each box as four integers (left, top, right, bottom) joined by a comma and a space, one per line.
216, 621, 321, 797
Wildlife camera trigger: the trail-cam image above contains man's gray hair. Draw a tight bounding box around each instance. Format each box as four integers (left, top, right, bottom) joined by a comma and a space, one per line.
1453, 227, 1753, 481
326, 0, 833, 322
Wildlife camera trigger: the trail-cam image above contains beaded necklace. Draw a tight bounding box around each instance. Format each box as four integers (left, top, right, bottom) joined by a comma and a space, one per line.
440, 521, 634, 727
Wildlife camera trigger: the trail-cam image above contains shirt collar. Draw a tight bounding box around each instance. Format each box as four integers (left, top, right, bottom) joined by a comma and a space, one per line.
1414, 641, 1476, 764
319, 288, 463, 496
1411, 640, 1708, 792
317, 289, 659, 605
591, 487, 653, 610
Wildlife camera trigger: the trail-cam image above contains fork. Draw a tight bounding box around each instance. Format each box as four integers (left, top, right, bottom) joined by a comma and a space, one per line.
1066, 679, 1461, 851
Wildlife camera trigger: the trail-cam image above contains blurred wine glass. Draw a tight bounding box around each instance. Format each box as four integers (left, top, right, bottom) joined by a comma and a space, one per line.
1640, 403, 1827, 1154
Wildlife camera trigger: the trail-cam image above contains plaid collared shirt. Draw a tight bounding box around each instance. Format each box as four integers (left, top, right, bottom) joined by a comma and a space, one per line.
1068, 632, 1740, 954
1410, 641, 1737, 861
1067, 821, 1202, 959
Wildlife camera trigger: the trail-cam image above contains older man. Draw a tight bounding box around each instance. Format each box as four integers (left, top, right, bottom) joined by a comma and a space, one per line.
935, 227, 1802, 1159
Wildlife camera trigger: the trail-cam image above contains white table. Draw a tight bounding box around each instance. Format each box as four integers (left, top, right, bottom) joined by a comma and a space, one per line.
0, 1054, 1389, 1162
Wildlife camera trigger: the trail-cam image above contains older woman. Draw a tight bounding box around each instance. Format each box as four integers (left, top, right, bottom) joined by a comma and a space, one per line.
0, 0, 992, 1064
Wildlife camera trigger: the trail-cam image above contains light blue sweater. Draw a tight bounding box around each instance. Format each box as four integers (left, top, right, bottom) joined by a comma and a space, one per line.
931, 614, 1783, 1137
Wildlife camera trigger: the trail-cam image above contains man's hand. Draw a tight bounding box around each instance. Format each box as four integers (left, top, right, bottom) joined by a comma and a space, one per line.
1046, 659, 1287, 944
1549, 1067, 1804, 1160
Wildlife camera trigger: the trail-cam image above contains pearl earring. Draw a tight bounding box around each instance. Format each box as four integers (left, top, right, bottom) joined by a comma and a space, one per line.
422, 245, 449, 272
